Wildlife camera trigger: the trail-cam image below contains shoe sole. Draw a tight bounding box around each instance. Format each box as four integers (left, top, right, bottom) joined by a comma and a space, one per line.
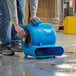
12, 48, 23, 52
2, 52, 15, 56
0, 51, 2, 54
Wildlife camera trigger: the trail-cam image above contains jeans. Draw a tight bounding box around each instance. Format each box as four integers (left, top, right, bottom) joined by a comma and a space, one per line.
0, 0, 11, 46
11, 0, 25, 45
0, 0, 25, 47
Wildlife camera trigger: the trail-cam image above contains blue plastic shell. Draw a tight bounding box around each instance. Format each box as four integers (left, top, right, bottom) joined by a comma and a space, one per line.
21, 20, 64, 58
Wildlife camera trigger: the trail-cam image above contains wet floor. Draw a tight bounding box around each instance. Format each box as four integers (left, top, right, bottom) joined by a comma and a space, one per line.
0, 31, 76, 76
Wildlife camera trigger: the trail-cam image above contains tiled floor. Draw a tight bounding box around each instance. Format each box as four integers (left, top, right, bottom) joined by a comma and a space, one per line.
57, 31, 76, 47
0, 31, 76, 76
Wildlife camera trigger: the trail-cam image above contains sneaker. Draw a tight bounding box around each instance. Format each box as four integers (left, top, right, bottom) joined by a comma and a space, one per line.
2, 47, 15, 56
0, 51, 2, 54
11, 43, 23, 52
0, 46, 2, 54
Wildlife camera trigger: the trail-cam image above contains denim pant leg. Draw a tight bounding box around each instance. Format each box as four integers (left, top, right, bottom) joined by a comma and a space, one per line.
11, 0, 26, 45
17, 0, 26, 25
0, 0, 11, 46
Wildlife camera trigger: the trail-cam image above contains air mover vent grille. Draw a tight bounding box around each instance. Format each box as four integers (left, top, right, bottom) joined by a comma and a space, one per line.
35, 47, 64, 56
24, 29, 31, 47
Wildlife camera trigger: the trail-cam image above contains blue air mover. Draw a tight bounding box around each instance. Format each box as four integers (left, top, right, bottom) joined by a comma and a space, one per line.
21, 19, 64, 58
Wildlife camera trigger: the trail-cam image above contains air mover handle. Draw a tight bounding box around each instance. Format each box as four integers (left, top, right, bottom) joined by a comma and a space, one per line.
29, 19, 42, 26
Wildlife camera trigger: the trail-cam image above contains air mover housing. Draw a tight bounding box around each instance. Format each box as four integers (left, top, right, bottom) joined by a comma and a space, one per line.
21, 19, 64, 58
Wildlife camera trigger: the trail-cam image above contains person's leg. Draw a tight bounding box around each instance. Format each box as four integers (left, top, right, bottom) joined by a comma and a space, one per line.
17, 0, 25, 25
0, 0, 14, 55
11, 0, 26, 52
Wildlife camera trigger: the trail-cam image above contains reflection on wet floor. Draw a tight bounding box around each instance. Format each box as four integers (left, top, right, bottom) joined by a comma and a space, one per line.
0, 52, 76, 76
0, 31, 76, 76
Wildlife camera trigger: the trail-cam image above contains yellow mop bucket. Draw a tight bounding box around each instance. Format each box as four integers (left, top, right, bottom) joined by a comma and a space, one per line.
64, 16, 76, 34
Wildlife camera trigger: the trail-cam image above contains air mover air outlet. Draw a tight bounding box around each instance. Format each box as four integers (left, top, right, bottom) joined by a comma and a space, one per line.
35, 47, 64, 56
